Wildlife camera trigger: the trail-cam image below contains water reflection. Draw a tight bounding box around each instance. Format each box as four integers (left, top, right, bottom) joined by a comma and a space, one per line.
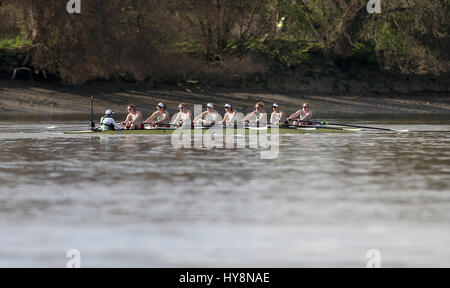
0, 123, 449, 267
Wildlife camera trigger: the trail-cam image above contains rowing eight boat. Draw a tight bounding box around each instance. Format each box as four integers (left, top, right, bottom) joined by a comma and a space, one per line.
64, 126, 360, 135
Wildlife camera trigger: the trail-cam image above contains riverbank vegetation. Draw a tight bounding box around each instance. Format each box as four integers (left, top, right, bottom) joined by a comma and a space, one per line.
0, 0, 448, 92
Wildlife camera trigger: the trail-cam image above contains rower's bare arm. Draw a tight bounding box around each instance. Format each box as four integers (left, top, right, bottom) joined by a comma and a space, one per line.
193, 112, 202, 121
194, 111, 207, 121
288, 110, 301, 120
173, 113, 181, 124
123, 114, 131, 124
242, 111, 255, 122
144, 112, 157, 124
300, 112, 312, 121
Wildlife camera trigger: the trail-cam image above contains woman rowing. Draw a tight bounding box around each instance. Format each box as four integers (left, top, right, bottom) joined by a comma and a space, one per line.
288, 103, 313, 126
194, 103, 220, 126
122, 104, 144, 130
270, 103, 289, 127
222, 104, 238, 126
173, 103, 193, 127
144, 102, 170, 128
242, 102, 266, 126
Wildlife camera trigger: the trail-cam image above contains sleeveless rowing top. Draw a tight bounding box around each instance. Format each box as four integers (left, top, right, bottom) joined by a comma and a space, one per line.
131, 112, 143, 125
300, 110, 312, 120
271, 111, 287, 124
204, 111, 216, 122
155, 111, 169, 125
223, 111, 236, 123
178, 111, 190, 122
250, 111, 265, 122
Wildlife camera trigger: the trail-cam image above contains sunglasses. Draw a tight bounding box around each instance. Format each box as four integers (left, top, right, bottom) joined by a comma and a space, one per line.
179, 107, 185, 110
272, 106, 278, 108
303, 106, 308, 108
128, 108, 134, 111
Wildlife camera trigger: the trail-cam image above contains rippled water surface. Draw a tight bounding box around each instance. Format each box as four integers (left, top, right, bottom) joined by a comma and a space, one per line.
1, 122, 449, 267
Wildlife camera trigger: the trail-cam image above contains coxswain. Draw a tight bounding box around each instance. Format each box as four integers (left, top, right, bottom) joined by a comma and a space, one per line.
99, 109, 122, 131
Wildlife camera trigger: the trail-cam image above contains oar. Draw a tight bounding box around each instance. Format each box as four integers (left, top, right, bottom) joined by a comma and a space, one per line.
286, 125, 354, 131
291, 119, 409, 132
46, 125, 88, 130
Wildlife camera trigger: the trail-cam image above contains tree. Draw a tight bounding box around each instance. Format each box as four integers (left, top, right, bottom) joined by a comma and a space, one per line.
15, 0, 174, 83
171, 0, 276, 59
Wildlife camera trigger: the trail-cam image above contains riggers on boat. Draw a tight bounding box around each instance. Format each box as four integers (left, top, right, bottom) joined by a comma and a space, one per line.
65, 125, 361, 135
79, 97, 407, 135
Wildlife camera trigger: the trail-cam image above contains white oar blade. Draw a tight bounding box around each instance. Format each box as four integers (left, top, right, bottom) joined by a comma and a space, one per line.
344, 128, 361, 131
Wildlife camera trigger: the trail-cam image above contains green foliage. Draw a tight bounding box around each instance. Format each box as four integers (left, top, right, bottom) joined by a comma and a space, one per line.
0, 0, 448, 84
255, 39, 325, 69
0, 35, 31, 49
352, 40, 377, 64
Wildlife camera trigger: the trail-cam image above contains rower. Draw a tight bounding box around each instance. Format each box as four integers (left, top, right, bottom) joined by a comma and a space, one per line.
194, 103, 220, 127
99, 109, 122, 131
288, 103, 313, 126
173, 103, 193, 127
122, 104, 144, 130
222, 104, 238, 126
242, 102, 266, 126
270, 103, 289, 127
145, 102, 170, 128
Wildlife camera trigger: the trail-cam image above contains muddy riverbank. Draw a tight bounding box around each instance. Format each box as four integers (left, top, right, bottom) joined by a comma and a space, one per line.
1, 80, 449, 121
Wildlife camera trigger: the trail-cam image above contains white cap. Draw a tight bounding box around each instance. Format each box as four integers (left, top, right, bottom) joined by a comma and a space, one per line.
272, 103, 279, 108
224, 104, 232, 108
206, 103, 214, 109
157, 102, 166, 108
105, 109, 114, 116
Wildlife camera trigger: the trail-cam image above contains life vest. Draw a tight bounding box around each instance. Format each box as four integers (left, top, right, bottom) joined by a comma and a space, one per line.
100, 116, 115, 131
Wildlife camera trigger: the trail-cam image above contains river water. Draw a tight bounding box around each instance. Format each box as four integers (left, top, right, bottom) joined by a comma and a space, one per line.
0, 121, 449, 267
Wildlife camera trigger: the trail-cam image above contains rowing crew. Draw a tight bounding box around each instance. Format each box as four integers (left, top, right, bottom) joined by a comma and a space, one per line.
99, 102, 312, 131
